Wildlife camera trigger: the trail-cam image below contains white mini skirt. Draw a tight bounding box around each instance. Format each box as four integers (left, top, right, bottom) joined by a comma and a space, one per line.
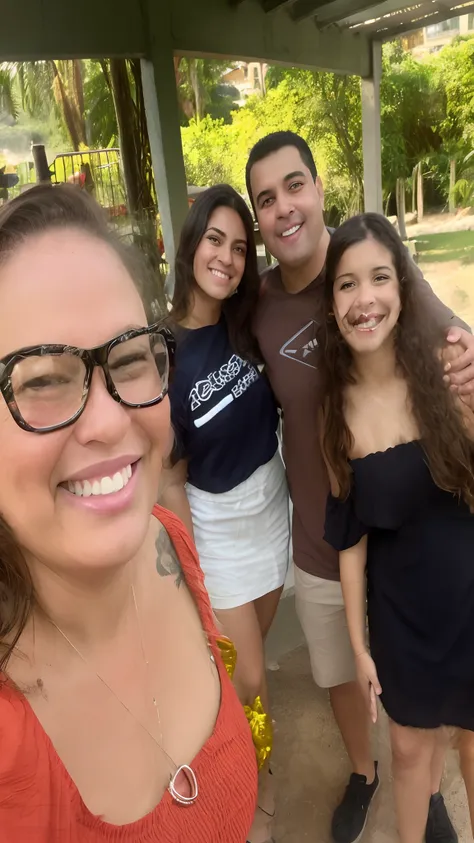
187, 450, 290, 610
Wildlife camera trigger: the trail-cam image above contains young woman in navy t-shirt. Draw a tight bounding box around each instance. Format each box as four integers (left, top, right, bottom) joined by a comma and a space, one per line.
160, 185, 289, 840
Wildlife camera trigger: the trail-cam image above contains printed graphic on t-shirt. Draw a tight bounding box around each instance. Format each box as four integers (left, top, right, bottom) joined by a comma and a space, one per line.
189, 354, 259, 428
279, 320, 318, 369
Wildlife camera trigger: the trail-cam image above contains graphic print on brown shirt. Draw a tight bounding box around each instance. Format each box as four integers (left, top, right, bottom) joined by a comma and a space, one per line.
254, 262, 465, 581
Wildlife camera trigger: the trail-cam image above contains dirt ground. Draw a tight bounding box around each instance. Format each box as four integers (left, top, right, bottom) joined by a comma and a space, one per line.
410, 213, 474, 329
420, 258, 474, 330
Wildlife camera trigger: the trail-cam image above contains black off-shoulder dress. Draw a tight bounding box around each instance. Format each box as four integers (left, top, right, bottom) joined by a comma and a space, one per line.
324, 441, 474, 730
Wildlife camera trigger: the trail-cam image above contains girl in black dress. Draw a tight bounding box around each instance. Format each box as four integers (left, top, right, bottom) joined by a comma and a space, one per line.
318, 213, 474, 843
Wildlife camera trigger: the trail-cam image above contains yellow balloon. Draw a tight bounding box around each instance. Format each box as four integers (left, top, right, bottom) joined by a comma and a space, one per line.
216, 636, 237, 679
216, 637, 273, 770
244, 696, 273, 771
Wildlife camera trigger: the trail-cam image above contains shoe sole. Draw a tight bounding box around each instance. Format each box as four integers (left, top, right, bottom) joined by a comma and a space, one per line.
334, 779, 380, 843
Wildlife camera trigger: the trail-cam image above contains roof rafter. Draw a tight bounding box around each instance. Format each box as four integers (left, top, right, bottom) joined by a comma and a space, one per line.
311, 0, 385, 26
350, 1, 474, 38
378, 3, 474, 38
262, 0, 295, 12
290, 0, 331, 23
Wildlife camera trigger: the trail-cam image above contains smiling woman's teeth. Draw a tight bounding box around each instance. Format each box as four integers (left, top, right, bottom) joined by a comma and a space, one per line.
354, 317, 380, 330
67, 465, 132, 497
282, 224, 301, 238
211, 269, 230, 280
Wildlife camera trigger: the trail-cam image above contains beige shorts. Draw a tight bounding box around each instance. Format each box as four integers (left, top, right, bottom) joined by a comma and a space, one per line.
294, 566, 356, 689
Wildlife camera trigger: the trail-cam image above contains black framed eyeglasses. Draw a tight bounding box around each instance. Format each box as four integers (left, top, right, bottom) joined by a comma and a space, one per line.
0, 323, 176, 434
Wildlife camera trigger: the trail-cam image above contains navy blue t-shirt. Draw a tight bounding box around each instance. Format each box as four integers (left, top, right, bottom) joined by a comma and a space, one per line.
169, 318, 279, 494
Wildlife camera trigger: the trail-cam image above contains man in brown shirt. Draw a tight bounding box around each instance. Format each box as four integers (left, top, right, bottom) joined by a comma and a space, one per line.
247, 132, 474, 843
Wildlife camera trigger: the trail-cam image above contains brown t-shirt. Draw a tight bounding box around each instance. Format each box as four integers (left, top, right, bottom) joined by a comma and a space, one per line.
254, 262, 467, 581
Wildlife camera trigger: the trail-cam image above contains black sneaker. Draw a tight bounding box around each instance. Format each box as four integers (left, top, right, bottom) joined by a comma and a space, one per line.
425, 793, 458, 843
331, 761, 379, 843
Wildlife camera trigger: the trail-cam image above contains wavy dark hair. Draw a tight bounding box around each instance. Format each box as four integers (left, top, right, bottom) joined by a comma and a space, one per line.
171, 184, 261, 363
0, 183, 160, 675
318, 212, 474, 508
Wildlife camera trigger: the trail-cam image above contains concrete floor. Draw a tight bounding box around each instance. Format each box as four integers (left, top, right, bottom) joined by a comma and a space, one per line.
266, 599, 472, 843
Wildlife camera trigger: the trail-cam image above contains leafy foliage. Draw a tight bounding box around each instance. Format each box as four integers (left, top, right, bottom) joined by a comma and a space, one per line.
3, 36, 474, 220
84, 61, 118, 149
182, 80, 316, 194
181, 36, 474, 218
0, 60, 87, 150
175, 58, 239, 124
0, 65, 19, 120
435, 36, 474, 153
380, 43, 443, 201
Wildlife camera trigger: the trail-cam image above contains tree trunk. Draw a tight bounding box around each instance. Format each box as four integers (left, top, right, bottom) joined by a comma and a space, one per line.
417, 163, 424, 222
396, 177, 407, 241
72, 59, 87, 145
449, 159, 456, 213
189, 59, 202, 122
259, 63, 266, 96
51, 61, 82, 150
412, 165, 417, 214
107, 60, 166, 310
109, 59, 141, 217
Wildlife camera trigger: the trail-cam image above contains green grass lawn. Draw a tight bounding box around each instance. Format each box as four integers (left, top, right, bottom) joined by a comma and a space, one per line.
412, 230, 474, 265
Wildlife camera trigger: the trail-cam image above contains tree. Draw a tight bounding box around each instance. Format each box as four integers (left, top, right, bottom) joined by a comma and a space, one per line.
84, 60, 118, 149
266, 47, 447, 216
261, 66, 363, 217
174, 58, 238, 124
380, 42, 443, 206
1, 60, 87, 150
181, 79, 315, 194
0, 58, 165, 304
49, 60, 87, 149
435, 35, 474, 154
0, 59, 154, 213
0, 65, 18, 119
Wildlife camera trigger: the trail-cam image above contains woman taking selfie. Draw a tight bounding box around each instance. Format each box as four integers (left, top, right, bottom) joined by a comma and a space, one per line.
318, 213, 474, 843
160, 184, 289, 843
0, 184, 257, 842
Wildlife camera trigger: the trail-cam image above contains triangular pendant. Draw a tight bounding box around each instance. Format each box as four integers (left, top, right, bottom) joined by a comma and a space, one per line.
168, 764, 198, 805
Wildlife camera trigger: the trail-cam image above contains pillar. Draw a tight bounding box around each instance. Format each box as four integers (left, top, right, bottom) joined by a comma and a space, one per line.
140, 5, 189, 282
361, 40, 383, 214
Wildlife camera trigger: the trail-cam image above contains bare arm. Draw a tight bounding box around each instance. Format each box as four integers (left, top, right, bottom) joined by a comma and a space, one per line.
340, 536, 368, 657
341, 537, 381, 721
320, 420, 368, 654
319, 417, 381, 718
158, 458, 194, 539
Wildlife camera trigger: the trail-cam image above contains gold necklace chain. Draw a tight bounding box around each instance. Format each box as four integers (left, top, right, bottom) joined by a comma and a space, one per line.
131, 583, 164, 746
49, 583, 199, 805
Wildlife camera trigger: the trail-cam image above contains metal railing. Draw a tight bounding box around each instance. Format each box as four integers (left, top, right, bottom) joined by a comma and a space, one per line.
50, 148, 127, 218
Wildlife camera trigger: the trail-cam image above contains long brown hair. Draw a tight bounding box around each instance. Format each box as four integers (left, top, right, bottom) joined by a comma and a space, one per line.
0, 183, 160, 674
318, 212, 474, 507
171, 184, 262, 363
